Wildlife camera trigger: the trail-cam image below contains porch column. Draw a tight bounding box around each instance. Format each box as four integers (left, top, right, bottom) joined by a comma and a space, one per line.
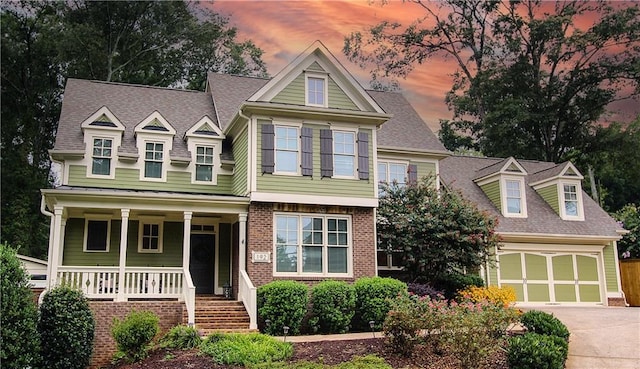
182, 212, 192, 271
49, 206, 64, 287
116, 209, 130, 302
238, 213, 248, 271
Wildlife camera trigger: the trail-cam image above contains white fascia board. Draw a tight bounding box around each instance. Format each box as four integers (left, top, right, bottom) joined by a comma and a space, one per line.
378, 146, 451, 159
240, 102, 390, 126
498, 232, 622, 244
250, 192, 378, 208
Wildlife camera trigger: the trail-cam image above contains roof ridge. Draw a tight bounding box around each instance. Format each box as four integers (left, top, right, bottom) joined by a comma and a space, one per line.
207, 72, 270, 81
69, 78, 205, 94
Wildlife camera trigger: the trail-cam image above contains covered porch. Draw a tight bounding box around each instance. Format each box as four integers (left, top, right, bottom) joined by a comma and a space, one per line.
41, 187, 254, 327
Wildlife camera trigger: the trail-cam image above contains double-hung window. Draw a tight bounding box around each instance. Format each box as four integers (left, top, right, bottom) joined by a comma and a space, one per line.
378, 162, 407, 189
144, 142, 163, 179
563, 184, 578, 216
505, 180, 522, 214
333, 131, 356, 177
92, 138, 112, 175
275, 214, 351, 276
307, 77, 325, 106
195, 145, 214, 182
139, 221, 163, 253
275, 126, 299, 173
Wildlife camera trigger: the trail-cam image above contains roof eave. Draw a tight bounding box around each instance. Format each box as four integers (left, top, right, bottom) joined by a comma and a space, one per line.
378, 146, 450, 158
498, 231, 622, 244
240, 102, 391, 126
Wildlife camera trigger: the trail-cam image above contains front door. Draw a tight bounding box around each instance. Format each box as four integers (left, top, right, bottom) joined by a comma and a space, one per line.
190, 234, 215, 294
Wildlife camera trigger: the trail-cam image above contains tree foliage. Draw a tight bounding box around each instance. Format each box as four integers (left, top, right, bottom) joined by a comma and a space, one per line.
0, 243, 40, 369
1, 1, 268, 257
614, 204, 640, 259
377, 177, 500, 284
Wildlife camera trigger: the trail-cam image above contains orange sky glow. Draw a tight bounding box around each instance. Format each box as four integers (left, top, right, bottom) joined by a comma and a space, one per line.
209, 0, 639, 132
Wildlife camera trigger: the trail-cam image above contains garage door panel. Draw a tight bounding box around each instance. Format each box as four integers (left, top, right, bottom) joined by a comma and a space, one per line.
579, 285, 601, 302
552, 255, 574, 281
576, 255, 598, 281
527, 284, 550, 302
504, 283, 525, 301
499, 254, 522, 280
525, 253, 548, 280
554, 284, 577, 302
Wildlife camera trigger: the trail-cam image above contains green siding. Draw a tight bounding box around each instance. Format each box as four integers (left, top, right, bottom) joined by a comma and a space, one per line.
307, 61, 324, 72
271, 73, 359, 110
232, 129, 249, 196
62, 219, 182, 267
488, 254, 499, 286
480, 181, 501, 210
256, 124, 375, 198
603, 243, 619, 292
536, 185, 560, 214
416, 161, 437, 179
218, 223, 232, 288
68, 166, 233, 195
272, 74, 305, 105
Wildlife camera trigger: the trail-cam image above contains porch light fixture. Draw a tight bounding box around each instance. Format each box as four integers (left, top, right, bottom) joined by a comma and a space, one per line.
223, 283, 232, 299
369, 320, 376, 338
283, 326, 290, 342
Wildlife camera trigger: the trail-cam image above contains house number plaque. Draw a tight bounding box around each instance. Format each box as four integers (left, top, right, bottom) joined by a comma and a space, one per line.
251, 251, 271, 263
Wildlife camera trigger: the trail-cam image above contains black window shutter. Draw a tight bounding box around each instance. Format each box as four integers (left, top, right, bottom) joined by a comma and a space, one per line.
408, 164, 418, 184
261, 123, 275, 174
320, 129, 333, 178
357, 132, 369, 180
301, 127, 313, 176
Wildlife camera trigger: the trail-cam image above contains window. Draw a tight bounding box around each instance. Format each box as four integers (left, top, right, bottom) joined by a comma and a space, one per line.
377, 248, 403, 270
275, 126, 299, 173
92, 138, 112, 175
505, 180, 522, 214
144, 142, 163, 178
378, 162, 407, 185
563, 184, 579, 216
307, 77, 325, 106
195, 145, 214, 182
138, 221, 163, 253
333, 131, 355, 177
275, 214, 351, 276
84, 219, 110, 252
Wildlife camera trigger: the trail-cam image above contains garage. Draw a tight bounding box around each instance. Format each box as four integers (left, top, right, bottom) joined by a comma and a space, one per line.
497, 251, 604, 304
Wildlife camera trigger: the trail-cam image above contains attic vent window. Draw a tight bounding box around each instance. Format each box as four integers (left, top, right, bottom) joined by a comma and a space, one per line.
90, 121, 117, 128
143, 118, 169, 131
306, 74, 327, 107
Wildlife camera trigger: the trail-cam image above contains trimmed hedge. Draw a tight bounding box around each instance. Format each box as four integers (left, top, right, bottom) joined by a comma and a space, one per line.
508, 333, 568, 369
309, 280, 356, 333
353, 277, 407, 331
258, 280, 308, 336
111, 310, 159, 362
160, 324, 201, 349
200, 332, 292, 365
520, 310, 570, 341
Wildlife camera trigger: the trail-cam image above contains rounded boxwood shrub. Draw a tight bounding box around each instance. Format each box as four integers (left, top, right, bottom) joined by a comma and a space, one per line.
309, 280, 356, 333
160, 324, 201, 349
258, 280, 308, 336
508, 332, 568, 369
0, 244, 40, 369
111, 310, 159, 362
520, 310, 570, 341
353, 277, 407, 331
38, 285, 95, 369
200, 332, 293, 365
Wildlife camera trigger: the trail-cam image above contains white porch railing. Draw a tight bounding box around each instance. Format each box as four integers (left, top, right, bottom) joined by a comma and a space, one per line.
57, 266, 120, 299
239, 270, 257, 329
182, 267, 196, 326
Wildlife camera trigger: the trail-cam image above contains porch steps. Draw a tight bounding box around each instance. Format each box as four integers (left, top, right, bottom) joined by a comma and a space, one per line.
184, 295, 255, 336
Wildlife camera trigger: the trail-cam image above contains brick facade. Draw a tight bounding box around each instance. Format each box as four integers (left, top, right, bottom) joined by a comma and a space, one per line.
246, 202, 376, 288
88, 301, 183, 369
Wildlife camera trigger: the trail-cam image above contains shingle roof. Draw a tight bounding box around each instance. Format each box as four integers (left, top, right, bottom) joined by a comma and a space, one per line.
367, 91, 448, 154
440, 155, 621, 237
474, 157, 513, 180
207, 73, 269, 130
55, 79, 218, 159
528, 162, 569, 184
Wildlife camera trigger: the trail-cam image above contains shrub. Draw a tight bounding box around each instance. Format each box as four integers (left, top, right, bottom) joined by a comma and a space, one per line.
407, 282, 444, 300
111, 310, 159, 362
353, 277, 407, 330
38, 286, 95, 369
458, 285, 517, 307
520, 310, 570, 341
0, 243, 40, 369
159, 324, 201, 349
434, 272, 484, 299
309, 280, 356, 333
508, 333, 568, 369
382, 294, 424, 356
258, 280, 308, 336
200, 332, 292, 365
248, 355, 391, 369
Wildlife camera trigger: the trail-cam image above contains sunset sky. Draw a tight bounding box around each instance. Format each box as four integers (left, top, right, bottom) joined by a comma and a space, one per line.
209, 0, 639, 131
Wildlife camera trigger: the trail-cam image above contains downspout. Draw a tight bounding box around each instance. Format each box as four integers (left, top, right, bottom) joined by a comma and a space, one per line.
40, 196, 55, 302
237, 108, 251, 272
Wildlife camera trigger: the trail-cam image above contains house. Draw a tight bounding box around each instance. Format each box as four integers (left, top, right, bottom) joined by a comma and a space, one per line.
17, 254, 48, 289
440, 156, 626, 306
40, 40, 447, 349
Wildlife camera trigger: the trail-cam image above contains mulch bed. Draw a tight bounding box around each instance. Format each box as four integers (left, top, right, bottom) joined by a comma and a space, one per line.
108, 338, 509, 369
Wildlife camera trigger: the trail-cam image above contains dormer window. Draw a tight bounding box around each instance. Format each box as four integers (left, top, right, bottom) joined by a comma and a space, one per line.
195, 145, 214, 182
305, 74, 327, 107
559, 181, 584, 220
506, 180, 523, 214
563, 184, 578, 216
144, 142, 163, 179
91, 138, 112, 176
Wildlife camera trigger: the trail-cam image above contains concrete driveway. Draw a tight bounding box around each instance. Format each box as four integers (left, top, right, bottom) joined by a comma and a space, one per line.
533, 306, 640, 369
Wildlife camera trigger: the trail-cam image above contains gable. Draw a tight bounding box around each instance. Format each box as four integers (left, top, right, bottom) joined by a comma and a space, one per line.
134, 111, 176, 136
271, 73, 359, 110
80, 106, 125, 132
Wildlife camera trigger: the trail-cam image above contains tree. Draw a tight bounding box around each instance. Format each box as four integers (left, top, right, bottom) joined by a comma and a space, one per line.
344, 1, 640, 163
376, 177, 500, 285
0, 243, 40, 369
1, 1, 268, 257
613, 204, 640, 259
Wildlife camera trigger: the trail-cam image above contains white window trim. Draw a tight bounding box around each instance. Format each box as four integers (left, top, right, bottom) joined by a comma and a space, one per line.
378, 160, 409, 185
305, 73, 328, 108
138, 136, 171, 182
273, 213, 353, 278
331, 127, 358, 179
138, 216, 164, 254
377, 248, 403, 271
559, 181, 585, 221
83, 215, 112, 253
274, 124, 301, 176
85, 133, 120, 180
501, 176, 528, 218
